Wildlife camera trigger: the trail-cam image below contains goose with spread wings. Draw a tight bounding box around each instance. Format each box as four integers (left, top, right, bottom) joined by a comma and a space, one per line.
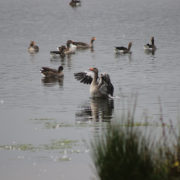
74, 67, 114, 98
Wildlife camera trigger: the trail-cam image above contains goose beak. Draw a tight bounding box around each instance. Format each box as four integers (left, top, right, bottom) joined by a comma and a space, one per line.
89, 67, 94, 71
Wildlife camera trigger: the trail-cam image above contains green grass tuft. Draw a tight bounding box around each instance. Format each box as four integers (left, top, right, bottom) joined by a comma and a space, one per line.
91, 124, 167, 180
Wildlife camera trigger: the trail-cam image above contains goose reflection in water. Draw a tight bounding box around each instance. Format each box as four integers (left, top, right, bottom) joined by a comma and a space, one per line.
76, 98, 114, 122
144, 49, 156, 55
114, 53, 132, 62
41, 77, 64, 87
50, 55, 72, 69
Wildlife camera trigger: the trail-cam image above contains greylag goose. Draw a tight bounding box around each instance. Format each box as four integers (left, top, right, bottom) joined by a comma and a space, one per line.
69, 0, 81, 7
28, 41, 39, 53
50, 46, 66, 58
115, 42, 132, 54
144, 37, 156, 51
71, 37, 96, 49
74, 67, 114, 98
66, 40, 77, 53
51, 41, 76, 57
40, 66, 64, 78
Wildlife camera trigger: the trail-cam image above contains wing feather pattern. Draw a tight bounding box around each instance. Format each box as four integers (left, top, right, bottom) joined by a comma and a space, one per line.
74, 71, 93, 84
41, 67, 57, 74
101, 73, 114, 96
115, 46, 127, 51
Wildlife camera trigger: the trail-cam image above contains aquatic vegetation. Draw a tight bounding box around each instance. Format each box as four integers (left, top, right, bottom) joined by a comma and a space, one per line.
30, 118, 56, 121
30, 117, 74, 129
91, 98, 180, 180
117, 121, 169, 127
42, 139, 78, 150
0, 139, 78, 152
0, 144, 36, 151
44, 122, 73, 129
91, 124, 167, 180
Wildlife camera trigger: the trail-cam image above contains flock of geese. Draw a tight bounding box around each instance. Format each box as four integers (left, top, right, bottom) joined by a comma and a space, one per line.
28, 36, 156, 99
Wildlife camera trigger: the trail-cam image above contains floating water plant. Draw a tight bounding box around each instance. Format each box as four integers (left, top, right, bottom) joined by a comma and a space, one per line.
30, 118, 55, 121
0, 139, 78, 152
44, 122, 73, 129
42, 139, 78, 150
0, 144, 36, 151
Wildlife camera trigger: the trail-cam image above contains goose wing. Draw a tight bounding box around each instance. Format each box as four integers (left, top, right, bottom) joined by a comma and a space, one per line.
73, 41, 88, 46
144, 43, 153, 50
115, 46, 128, 51
74, 71, 94, 84
100, 73, 114, 96
41, 67, 58, 74
50, 51, 61, 54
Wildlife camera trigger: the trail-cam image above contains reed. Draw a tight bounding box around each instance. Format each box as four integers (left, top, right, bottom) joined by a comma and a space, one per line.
91, 97, 180, 180
91, 124, 168, 180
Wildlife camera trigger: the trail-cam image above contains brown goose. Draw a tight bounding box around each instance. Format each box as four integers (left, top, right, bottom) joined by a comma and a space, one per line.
115, 42, 132, 54
50, 40, 76, 57
74, 67, 114, 98
50, 46, 66, 58
69, 0, 81, 7
72, 37, 96, 49
65, 40, 77, 54
40, 66, 64, 78
28, 41, 39, 53
144, 37, 156, 51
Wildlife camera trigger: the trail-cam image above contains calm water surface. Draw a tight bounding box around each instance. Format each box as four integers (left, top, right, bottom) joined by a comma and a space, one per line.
1, 0, 180, 179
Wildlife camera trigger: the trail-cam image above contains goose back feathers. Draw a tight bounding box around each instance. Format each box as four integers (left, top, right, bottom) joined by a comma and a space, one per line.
40, 66, 64, 78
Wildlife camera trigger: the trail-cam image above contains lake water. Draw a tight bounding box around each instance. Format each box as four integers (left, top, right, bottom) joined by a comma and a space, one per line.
1, 0, 180, 179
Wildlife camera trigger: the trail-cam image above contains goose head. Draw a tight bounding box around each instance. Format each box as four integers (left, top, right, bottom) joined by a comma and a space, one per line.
89, 67, 98, 73
66, 40, 74, 47
151, 37, 154, 45
128, 42, 132, 49
58, 66, 64, 72
58, 45, 66, 52
91, 37, 96, 43
30, 41, 35, 47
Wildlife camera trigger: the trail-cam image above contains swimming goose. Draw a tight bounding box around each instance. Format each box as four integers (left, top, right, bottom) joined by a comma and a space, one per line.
66, 40, 77, 53
55, 40, 77, 55
144, 37, 156, 51
115, 42, 132, 54
69, 0, 81, 7
72, 37, 96, 49
74, 67, 114, 98
40, 66, 64, 78
28, 41, 39, 53
50, 46, 66, 58
52, 41, 76, 57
